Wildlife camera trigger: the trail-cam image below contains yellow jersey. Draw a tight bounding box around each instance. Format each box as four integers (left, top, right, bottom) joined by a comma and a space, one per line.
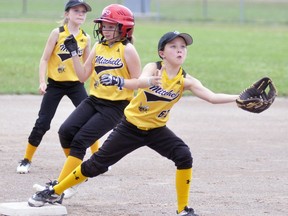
125, 61, 186, 130
89, 40, 134, 101
48, 25, 88, 82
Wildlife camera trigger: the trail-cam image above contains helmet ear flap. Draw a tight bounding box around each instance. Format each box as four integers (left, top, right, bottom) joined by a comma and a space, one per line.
126, 28, 133, 36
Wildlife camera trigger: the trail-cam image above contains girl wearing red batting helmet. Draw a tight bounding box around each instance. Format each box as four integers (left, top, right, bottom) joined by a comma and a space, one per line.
29, 4, 143, 199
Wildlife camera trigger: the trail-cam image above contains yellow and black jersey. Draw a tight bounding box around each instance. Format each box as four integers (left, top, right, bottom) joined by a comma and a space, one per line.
48, 25, 88, 82
125, 61, 186, 130
89, 40, 134, 101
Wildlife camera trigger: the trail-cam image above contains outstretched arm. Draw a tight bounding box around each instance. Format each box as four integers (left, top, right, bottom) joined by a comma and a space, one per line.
184, 74, 238, 104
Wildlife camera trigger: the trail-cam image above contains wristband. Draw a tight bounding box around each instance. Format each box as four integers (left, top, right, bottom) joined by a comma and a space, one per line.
71, 50, 78, 57
118, 77, 125, 90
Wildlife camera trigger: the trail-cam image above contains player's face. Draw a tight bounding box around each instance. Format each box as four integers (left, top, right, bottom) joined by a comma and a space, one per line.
101, 22, 120, 42
67, 5, 87, 24
161, 37, 187, 65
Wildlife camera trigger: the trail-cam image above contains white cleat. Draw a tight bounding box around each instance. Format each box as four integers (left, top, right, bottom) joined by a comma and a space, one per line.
33, 184, 46, 191
63, 185, 79, 199
17, 159, 31, 174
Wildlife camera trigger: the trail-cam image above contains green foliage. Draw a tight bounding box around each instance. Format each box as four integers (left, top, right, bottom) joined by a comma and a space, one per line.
0, 0, 287, 96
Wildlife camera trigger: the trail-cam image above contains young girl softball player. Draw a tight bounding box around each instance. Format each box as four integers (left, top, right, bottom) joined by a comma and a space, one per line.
31, 4, 144, 198
28, 30, 240, 215
17, 0, 100, 174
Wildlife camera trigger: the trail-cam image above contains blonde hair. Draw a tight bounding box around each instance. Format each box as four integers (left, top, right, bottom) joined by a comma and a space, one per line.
57, 11, 69, 26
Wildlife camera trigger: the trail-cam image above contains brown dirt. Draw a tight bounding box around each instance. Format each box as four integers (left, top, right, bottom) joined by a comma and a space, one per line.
0, 95, 287, 216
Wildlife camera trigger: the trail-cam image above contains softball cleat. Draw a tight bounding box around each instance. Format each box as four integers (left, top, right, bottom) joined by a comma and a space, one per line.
28, 186, 64, 207
16, 159, 31, 174
177, 206, 199, 216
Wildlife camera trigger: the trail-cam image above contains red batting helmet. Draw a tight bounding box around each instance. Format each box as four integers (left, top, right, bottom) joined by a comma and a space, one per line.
94, 4, 134, 39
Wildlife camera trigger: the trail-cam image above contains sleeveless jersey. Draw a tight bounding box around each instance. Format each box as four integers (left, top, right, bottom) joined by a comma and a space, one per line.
47, 25, 88, 82
125, 61, 186, 130
89, 40, 134, 101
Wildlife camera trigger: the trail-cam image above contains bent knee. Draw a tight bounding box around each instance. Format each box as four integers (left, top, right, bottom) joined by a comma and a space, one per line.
174, 150, 193, 169
81, 158, 108, 177
58, 132, 71, 149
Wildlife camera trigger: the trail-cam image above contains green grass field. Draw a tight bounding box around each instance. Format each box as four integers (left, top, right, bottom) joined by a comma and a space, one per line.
0, 0, 287, 96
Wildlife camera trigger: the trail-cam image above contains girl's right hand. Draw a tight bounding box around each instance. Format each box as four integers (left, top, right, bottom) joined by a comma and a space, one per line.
38, 82, 47, 95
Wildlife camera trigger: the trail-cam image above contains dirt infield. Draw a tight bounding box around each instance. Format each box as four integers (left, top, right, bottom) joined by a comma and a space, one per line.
0, 95, 287, 216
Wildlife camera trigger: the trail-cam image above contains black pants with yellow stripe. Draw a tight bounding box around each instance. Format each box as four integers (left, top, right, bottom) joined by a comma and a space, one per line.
81, 118, 193, 177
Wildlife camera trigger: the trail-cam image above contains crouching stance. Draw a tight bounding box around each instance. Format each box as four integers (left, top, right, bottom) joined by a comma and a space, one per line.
28, 30, 240, 216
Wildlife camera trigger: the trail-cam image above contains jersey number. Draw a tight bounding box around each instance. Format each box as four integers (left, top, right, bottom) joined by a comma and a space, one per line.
158, 110, 170, 118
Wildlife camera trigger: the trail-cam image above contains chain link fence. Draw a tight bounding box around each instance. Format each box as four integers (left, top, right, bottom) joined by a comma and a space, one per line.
0, 0, 287, 24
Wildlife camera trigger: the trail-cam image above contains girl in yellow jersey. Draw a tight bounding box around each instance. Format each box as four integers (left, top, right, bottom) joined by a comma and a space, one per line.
31, 4, 144, 198
28, 31, 240, 215
17, 0, 100, 174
